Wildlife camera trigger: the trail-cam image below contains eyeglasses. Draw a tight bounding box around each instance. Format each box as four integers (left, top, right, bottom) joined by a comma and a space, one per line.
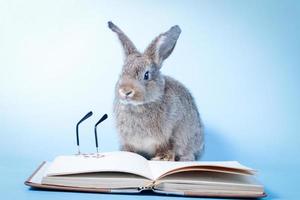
76, 111, 108, 155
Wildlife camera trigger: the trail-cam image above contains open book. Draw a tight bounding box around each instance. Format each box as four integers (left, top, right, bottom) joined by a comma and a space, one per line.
25, 151, 265, 198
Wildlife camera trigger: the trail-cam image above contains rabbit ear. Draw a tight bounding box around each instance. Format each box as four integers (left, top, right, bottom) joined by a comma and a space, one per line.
108, 21, 139, 56
144, 25, 181, 67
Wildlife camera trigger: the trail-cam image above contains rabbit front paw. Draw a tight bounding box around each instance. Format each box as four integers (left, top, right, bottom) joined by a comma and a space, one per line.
151, 151, 175, 161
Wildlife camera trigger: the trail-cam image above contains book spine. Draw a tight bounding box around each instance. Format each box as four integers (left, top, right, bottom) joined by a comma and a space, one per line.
138, 186, 154, 191
138, 180, 155, 191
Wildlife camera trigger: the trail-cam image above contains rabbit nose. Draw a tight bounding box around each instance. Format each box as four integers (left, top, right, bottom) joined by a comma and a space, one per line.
119, 88, 135, 98
125, 91, 132, 96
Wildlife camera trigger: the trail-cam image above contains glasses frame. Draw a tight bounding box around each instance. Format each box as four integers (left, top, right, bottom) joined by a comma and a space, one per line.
75, 111, 108, 156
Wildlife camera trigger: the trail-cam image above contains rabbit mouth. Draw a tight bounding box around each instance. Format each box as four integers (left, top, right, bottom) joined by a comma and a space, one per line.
119, 98, 145, 106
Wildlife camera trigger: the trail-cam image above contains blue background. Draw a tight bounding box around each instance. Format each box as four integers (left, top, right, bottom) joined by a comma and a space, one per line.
0, 0, 299, 199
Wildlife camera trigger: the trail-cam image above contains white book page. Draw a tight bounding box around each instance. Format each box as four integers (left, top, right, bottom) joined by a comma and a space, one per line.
149, 161, 254, 180
46, 151, 153, 180
29, 162, 51, 184
158, 171, 262, 188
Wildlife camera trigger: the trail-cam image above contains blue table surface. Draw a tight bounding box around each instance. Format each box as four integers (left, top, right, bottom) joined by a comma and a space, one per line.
1, 0, 300, 199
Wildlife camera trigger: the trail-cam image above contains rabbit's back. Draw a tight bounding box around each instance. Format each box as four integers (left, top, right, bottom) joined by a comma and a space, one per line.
163, 76, 204, 160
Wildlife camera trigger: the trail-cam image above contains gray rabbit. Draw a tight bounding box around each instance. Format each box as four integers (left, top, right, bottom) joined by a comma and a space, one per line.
108, 21, 204, 161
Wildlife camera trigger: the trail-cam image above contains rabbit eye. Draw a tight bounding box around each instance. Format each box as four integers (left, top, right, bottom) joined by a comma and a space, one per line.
144, 71, 150, 80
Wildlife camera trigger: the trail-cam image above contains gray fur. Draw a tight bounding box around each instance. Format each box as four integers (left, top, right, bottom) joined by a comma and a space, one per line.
108, 21, 204, 161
